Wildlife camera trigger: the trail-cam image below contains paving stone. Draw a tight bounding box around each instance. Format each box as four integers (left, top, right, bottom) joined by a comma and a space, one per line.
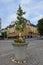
0, 39, 43, 65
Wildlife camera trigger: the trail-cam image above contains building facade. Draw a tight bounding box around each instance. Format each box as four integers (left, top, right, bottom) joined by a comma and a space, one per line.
1, 20, 39, 39
7, 20, 39, 38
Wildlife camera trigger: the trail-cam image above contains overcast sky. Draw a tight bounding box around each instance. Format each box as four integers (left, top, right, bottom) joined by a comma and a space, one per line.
0, 0, 43, 28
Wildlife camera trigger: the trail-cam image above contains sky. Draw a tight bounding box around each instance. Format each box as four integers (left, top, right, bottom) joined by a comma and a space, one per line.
0, 0, 43, 28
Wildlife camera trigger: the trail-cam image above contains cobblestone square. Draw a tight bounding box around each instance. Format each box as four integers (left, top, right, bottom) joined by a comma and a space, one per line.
0, 39, 43, 65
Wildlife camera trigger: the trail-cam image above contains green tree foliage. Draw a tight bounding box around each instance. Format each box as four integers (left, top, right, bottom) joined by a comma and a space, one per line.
14, 5, 26, 43
37, 18, 43, 36
1, 32, 7, 39
15, 5, 26, 32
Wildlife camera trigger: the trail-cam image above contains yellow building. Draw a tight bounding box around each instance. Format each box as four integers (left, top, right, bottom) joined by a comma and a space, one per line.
30, 24, 39, 37
7, 24, 19, 38
1, 20, 39, 38
7, 20, 39, 38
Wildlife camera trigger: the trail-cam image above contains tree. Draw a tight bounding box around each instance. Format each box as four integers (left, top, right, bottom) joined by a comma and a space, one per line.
1, 32, 7, 39
15, 5, 26, 43
37, 18, 43, 36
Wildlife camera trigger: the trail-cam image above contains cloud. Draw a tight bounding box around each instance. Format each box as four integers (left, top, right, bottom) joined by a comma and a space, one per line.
6, 13, 16, 24
20, 0, 31, 4
29, 0, 43, 24
21, 0, 43, 21
2, 13, 17, 28
0, 0, 13, 3
1, 0, 43, 28
30, 14, 43, 25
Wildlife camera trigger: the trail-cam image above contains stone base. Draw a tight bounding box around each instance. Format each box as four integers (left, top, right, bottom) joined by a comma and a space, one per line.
11, 56, 28, 64
12, 43, 28, 62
